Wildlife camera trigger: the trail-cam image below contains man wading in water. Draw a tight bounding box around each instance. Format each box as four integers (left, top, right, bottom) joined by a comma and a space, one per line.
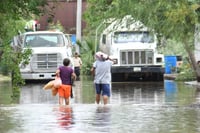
73, 52, 82, 81
91, 51, 115, 105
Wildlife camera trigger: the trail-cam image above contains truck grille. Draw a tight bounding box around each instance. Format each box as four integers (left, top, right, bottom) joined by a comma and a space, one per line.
31, 53, 62, 72
120, 50, 154, 65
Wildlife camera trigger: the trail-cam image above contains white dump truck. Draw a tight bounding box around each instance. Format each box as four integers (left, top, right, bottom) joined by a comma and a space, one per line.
99, 16, 165, 81
18, 31, 73, 80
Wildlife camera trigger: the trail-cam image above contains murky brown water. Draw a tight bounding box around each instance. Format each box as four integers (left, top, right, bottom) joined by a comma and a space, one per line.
1, 76, 200, 133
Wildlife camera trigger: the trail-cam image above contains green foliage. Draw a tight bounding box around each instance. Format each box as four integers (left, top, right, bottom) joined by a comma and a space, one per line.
85, 0, 200, 41
83, 0, 116, 34
0, 0, 47, 19
159, 39, 187, 57
47, 20, 65, 32
1, 42, 32, 102
0, 18, 26, 75
0, 0, 48, 103
175, 63, 196, 81
0, 0, 48, 45
76, 37, 95, 75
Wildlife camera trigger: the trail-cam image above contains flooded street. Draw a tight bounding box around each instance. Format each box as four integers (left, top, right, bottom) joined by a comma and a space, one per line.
1, 76, 200, 133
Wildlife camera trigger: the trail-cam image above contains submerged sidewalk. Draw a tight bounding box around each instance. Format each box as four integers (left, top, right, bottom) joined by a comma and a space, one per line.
184, 81, 200, 88
0, 74, 10, 82
164, 74, 178, 80
164, 73, 200, 87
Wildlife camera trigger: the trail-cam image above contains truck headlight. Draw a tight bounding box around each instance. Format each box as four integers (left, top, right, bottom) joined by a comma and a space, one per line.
112, 59, 118, 64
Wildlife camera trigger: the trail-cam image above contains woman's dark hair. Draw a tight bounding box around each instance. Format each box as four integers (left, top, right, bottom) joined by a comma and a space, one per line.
63, 58, 70, 66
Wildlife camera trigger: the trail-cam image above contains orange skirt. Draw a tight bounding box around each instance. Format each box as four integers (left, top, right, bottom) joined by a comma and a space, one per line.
58, 84, 71, 98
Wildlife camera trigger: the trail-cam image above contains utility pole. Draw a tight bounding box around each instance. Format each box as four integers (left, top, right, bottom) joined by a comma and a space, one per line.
76, 0, 82, 53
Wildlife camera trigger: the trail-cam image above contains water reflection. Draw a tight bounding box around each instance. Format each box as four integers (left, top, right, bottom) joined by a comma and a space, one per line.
1, 78, 200, 133
92, 106, 111, 132
0, 81, 12, 104
20, 82, 58, 104
54, 106, 74, 130
164, 80, 178, 103
111, 82, 164, 105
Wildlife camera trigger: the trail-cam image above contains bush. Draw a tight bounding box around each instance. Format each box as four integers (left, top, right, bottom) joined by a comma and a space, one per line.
76, 37, 95, 75
175, 62, 196, 81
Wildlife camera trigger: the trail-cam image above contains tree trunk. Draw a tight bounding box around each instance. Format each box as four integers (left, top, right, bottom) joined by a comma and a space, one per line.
184, 41, 200, 82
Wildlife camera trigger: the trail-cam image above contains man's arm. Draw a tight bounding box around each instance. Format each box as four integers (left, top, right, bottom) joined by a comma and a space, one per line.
90, 67, 95, 77
107, 56, 116, 64
71, 72, 77, 81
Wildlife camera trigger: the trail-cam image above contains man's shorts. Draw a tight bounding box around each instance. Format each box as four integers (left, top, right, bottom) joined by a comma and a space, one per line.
58, 84, 71, 98
95, 83, 111, 97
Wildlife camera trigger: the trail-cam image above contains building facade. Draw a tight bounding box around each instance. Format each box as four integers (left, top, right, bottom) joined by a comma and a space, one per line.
38, 0, 87, 34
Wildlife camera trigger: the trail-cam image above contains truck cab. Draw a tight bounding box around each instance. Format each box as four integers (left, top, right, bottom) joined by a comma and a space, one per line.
19, 31, 73, 80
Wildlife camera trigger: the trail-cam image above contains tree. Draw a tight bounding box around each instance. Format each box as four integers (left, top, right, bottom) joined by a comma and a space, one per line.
84, 0, 200, 81
0, 0, 48, 103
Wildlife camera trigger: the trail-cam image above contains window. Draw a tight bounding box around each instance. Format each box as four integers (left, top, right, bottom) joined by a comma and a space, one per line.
25, 34, 65, 47
102, 34, 106, 44
114, 31, 154, 43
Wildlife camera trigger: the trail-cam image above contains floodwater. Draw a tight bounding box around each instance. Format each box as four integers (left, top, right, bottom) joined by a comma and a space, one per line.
1, 76, 200, 133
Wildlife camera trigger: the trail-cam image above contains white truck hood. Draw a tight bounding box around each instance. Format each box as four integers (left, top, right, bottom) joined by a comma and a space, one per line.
30, 47, 67, 54
112, 42, 156, 50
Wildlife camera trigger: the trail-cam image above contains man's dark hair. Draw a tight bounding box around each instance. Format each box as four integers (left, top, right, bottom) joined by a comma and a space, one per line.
63, 58, 70, 66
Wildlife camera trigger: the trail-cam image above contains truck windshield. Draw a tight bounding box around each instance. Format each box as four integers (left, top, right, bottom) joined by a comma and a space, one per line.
24, 34, 65, 47
114, 31, 154, 43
